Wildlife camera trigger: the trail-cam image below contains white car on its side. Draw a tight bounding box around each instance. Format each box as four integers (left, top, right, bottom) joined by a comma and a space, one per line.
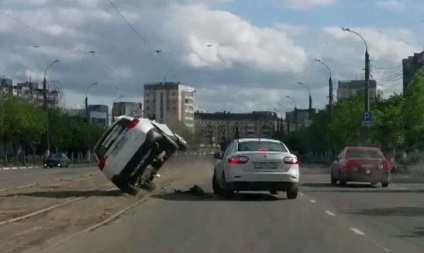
212, 138, 300, 199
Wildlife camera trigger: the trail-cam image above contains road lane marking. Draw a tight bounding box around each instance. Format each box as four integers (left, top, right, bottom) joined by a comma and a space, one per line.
0, 189, 6, 192
370, 239, 391, 252
299, 192, 304, 196
350, 228, 365, 235
325, 210, 336, 216
309, 199, 316, 203
16, 183, 36, 189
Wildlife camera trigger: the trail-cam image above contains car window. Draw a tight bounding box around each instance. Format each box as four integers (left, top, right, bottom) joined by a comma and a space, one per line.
346, 149, 383, 159
223, 142, 234, 157
237, 141, 288, 152
95, 119, 128, 158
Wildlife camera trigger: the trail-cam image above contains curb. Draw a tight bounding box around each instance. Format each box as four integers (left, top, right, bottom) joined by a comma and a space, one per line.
0, 166, 39, 171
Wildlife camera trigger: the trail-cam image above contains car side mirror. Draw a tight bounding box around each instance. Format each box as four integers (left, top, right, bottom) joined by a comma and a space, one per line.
213, 152, 223, 159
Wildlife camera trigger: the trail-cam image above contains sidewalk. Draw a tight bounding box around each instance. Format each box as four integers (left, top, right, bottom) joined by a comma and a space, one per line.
0, 162, 96, 171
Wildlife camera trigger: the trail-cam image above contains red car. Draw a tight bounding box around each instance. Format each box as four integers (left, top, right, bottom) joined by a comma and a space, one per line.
331, 146, 391, 187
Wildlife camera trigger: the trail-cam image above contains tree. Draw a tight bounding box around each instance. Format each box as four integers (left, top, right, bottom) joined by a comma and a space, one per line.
402, 73, 424, 146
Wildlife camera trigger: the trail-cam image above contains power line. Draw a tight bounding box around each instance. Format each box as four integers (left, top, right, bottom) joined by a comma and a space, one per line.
0, 9, 51, 38
106, 0, 177, 80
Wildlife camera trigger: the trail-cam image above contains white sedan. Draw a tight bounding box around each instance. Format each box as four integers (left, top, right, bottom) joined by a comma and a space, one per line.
212, 138, 299, 199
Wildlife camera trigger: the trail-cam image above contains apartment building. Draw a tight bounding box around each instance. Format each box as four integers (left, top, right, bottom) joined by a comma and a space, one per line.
88, 104, 109, 128
112, 101, 143, 121
285, 108, 317, 128
402, 50, 424, 93
144, 82, 195, 129
337, 80, 379, 101
194, 111, 284, 144
1, 79, 60, 106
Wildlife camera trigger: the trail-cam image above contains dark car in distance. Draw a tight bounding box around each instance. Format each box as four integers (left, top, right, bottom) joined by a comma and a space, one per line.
43, 153, 70, 168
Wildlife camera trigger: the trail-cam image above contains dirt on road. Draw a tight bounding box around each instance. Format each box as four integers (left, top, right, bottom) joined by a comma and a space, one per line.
0, 155, 212, 253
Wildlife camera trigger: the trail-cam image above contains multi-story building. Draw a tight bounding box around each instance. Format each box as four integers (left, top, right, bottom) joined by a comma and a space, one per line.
88, 104, 109, 128
285, 108, 317, 128
112, 101, 143, 122
402, 50, 424, 93
337, 80, 378, 101
144, 82, 195, 129
1, 79, 60, 106
194, 111, 284, 144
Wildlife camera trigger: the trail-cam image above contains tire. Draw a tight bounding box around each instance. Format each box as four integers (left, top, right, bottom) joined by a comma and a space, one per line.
330, 172, 337, 185
122, 183, 140, 196
212, 172, 223, 195
381, 182, 389, 188
286, 187, 298, 199
269, 189, 278, 195
222, 173, 234, 199
338, 170, 346, 186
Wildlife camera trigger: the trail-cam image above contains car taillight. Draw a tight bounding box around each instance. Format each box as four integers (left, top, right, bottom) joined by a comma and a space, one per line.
228, 156, 249, 165
283, 156, 298, 165
258, 148, 267, 152
382, 160, 390, 172
344, 160, 354, 170
126, 118, 140, 130
98, 158, 106, 171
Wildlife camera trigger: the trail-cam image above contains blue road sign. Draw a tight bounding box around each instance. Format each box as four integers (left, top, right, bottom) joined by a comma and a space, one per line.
362, 111, 371, 126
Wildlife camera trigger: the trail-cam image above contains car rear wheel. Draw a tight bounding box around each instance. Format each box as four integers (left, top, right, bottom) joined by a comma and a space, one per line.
381, 182, 389, 188
286, 187, 298, 199
222, 173, 234, 199
212, 171, 222, 195
331, 172, 337, 185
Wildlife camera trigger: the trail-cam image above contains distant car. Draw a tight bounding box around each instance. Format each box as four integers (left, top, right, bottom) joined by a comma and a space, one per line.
43, 153, 70, 168
212, 138, 300, 199
331, 146, 390, 187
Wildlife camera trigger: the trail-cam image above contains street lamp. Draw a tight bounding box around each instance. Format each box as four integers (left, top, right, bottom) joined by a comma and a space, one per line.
341, 27, 370, 113
43, 59, 59, 157
286, 95, 298, 130
85, 82, 98, 123
112, 95, 124, 122
297, 82, 312, 120
314, 58, 333, 118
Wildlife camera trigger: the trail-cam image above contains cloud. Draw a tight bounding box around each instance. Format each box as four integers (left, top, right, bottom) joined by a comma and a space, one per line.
0, 0, 421, 113
375, 0, 406, 11
280, 0, 337, 9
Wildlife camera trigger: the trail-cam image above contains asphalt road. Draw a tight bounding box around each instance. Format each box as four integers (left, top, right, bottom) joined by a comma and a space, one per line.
45, 156, 424, 253
0, 165, 97, 190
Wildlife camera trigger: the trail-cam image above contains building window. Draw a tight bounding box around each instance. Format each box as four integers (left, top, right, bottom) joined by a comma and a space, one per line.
172, 106, 176, 110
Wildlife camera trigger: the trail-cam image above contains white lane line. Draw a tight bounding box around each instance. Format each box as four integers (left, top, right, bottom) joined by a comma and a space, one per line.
350, 228, 365, 235
370, 239, 391, 252
0, 189, 6, 192
309, 199, 316, 203
299, 192, 304, 196
325, 210, 336, 216
16, 183, 36, 189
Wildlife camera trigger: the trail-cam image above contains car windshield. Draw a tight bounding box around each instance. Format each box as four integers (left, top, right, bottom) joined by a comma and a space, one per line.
346, 149, 383, 159
238, 141, 288, 152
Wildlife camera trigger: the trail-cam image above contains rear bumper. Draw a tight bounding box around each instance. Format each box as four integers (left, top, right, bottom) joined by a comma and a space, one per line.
226, 169, 299, 184
228, 181, 298, 191
340, 170, 390, 183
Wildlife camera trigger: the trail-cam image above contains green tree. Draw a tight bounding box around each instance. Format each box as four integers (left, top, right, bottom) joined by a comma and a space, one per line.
402, 73, 424, 146
328, 92, 363, 151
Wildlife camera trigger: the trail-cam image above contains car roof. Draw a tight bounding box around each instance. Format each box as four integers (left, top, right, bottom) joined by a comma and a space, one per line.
345, 146, 380, 150
236, 138, 281, 143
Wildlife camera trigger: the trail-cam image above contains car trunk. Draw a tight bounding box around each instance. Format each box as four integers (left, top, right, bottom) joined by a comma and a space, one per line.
346, 158, 387, 174
235, 151, 291, 172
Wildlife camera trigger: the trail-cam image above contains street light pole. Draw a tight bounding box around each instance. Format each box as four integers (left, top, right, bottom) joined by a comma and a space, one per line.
286, 96, 297, 130
342, 27, 370, 113
43, 59, 59, 157
297, 82, 312, 120
314, 59, 333, 118
85, 82, 98, 124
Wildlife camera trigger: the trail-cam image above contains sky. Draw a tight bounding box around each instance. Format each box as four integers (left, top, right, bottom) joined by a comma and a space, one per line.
0, 0, 423, 113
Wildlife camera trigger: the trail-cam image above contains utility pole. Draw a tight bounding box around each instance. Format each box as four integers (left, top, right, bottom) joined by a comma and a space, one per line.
329, 76, 333, 118
43, 60, 59, 157
364, 50, 370, 113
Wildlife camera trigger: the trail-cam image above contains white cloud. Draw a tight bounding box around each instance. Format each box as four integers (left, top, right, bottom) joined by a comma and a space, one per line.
281, 0, 337, 9
0, 0, 421, 113
376, 0, 406, 11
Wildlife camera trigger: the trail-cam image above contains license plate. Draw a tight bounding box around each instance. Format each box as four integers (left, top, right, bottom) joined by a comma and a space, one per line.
254, 162, 277, 169
361, 164, 374, 169
110, 136, 128, 157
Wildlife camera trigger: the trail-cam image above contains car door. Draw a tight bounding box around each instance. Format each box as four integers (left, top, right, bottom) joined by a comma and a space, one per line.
216, 141, 235, 183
